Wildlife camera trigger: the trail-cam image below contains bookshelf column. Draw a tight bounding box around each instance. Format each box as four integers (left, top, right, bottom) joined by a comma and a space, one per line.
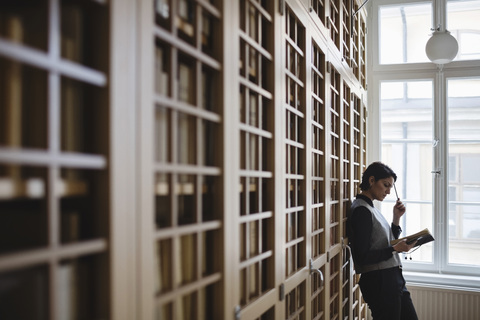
144, 0, 224, 319
0, 1, 110, 319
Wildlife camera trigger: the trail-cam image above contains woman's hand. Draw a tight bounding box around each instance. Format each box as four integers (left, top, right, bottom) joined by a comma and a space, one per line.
393, 239, 417, 253
392, 199, 406, 226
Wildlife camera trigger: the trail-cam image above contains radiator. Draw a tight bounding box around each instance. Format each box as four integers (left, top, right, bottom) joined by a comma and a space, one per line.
408, 284, 480, 320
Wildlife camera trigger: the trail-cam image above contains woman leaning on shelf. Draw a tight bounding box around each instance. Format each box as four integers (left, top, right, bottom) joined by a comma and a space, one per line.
347, 161, 419, 320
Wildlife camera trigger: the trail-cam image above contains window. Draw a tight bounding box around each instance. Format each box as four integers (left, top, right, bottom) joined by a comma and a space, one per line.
373, 0, 480, 286
379, 0, 480, 65
447, 78, 480, 267
448, 0, 480, 61
380, 80, 434, 263
379, 3, 431, 64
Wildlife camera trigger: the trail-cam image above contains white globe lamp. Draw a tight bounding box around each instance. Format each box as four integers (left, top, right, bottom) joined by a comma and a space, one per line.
425, 30, 459, 64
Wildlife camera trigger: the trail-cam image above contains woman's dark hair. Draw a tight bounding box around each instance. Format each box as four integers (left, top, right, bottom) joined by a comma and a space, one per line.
359, 161, 397, 191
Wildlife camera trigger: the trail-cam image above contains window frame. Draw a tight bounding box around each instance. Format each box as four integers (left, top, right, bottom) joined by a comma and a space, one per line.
368, 0, 480, 289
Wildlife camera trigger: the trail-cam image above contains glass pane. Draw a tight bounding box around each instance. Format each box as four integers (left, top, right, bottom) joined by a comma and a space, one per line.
0, 165, 48, 254
57, 254, 106, 320
155, 239, 172, 293
155, 0, 171, 30
155, 42, 170, 97
0, 1, 48, 51
400, 202, 433, 262
201, 175, 217, 221
0, 265, 49, 320
448, 0, 480, 61
61, 76, 106, 154
0, 59, 48, 149
178, 174, 196, 225
61, 0, 108, 70
176, 0, 195, 45
179, 233, 196, 285
380, 80, 434, 262
462, 155, 480, 182
60, 168, 107, 243
379, 3, 432, 64
155, 173, 171, 228
155, 106, 169, 163
177, 113, 196, 164
448, 77, 480, 267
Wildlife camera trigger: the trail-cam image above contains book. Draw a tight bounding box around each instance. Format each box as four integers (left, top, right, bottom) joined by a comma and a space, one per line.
57, 262, 78, 320
391, 228, 435, 248
155, 46, 169, 96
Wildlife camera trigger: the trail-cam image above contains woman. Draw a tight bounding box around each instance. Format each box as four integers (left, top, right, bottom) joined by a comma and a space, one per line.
347, 161, 418, 320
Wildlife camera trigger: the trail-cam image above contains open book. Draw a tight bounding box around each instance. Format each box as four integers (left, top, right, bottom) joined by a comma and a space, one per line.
390, 228, 435, 248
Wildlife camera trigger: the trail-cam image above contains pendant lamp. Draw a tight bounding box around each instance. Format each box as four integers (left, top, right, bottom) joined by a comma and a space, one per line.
425, 0, 459, 65
425, 29, 459, 64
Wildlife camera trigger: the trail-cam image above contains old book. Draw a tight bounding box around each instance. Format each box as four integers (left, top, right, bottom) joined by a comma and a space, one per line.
391, 228, 435, 248
176, 0, 194, 38
178, 62, 194, 104
155, 46, 169, 96
61, 210, 80, 243
61, 4, 83, 62
155, 106, 168, 162
4, 16, 23, 183
57, 262, 78, 320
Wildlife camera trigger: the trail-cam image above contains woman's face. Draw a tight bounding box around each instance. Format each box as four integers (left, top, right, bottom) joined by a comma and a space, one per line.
367, 176, 394, 201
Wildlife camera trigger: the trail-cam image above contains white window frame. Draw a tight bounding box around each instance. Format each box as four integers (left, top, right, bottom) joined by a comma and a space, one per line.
368, 0, 480, 289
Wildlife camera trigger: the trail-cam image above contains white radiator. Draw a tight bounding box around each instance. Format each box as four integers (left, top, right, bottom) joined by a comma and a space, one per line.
408, 284, 480, 320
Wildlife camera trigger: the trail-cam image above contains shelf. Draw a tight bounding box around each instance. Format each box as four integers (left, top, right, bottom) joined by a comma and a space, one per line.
0, 178, 88, 199
0, 239, 107, 272
0, 39, 107, 87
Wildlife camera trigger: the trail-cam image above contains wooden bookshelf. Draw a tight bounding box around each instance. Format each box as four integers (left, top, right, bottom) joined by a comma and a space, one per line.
311, 43, 326, 276
146, 0, 369, 318
237, 0, 275, 312
329, 0, 341, 51
1, 0, 371, 318
311, 0, 327, 26
149, 0, 224, 318
0, 1, 109, 319
341, 0, 351, 61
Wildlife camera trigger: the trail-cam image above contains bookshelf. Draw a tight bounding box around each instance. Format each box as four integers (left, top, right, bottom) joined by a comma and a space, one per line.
1, 0, 369, 319
284, 6, 306, 282
329, 0, 341, 51
311, 40, 326, 263
238, 0, 275, 313
341, 0, 352, 62
312, 0, 327, 27
146, 0, 369, 318
359, 15, 367, 89
310, 39, 327, 320
351, 1, 361, 82
0, 1, 109, 319
149, 0, 223, 319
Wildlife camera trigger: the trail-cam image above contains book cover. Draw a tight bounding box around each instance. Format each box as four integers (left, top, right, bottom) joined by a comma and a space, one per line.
391, 228, 435, 248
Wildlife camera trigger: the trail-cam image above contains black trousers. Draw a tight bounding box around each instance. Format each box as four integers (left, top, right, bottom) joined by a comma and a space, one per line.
359, 266, 418, 320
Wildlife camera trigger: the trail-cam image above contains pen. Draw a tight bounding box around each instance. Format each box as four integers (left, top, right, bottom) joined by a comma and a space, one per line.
393, 183, 399, 200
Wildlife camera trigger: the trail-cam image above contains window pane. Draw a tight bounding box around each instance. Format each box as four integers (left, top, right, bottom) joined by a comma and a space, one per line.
448, 0, 480, 61
448, 77, 480, 267
379, 3, 432, 64
462, 155, 480, 182
380, 80, 433, 262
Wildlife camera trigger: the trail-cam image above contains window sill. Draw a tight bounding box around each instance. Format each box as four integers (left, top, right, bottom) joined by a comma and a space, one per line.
404, 271, 480, 291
